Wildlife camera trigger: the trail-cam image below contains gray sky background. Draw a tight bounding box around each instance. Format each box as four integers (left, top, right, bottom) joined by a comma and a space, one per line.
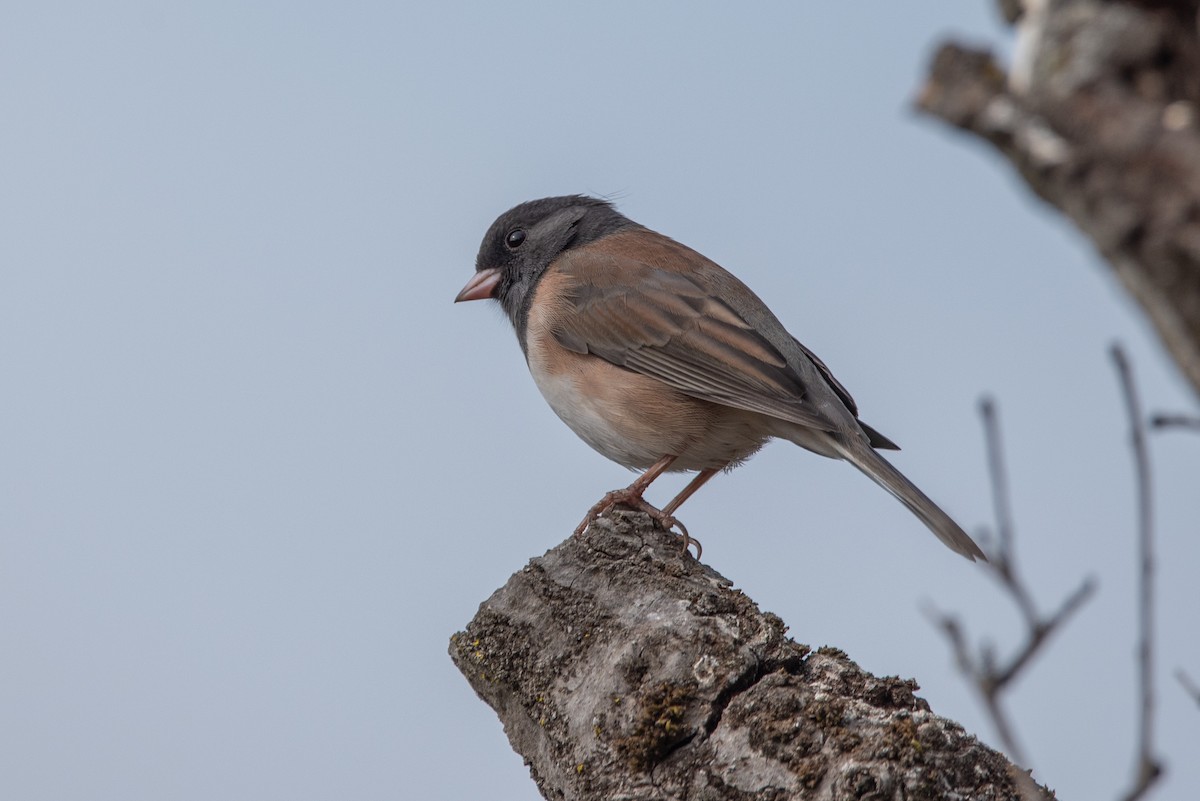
2, 3, 1197, 800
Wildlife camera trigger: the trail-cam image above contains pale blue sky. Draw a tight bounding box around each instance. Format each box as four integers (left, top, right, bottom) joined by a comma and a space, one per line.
2, 3, 1196, 800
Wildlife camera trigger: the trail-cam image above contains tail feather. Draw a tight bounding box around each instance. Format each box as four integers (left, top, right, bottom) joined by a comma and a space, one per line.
833, 438, 986, 562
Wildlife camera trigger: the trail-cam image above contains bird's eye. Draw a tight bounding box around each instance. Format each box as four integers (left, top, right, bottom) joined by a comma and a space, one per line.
505, 229, 527, 249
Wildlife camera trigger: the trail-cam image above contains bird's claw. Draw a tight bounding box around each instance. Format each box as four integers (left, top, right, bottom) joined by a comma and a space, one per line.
574, 490, 701, 559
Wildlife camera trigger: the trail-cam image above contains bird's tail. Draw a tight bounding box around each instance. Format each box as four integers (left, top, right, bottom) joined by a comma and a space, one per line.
832, 437, 986, 562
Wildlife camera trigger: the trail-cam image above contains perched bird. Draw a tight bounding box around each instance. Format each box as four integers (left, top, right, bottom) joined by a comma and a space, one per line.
456, 195, 985, 561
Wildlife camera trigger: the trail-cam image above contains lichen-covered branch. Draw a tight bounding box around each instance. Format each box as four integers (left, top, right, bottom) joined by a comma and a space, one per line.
916, 0, 1200, 397
450, 513, 1045, 800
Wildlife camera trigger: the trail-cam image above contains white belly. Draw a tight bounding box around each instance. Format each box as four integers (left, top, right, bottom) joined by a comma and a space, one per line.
529, 358, 664, 468
527, 349, 770, 472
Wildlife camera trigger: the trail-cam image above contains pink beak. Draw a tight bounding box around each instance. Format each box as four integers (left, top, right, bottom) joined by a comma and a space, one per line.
454, 268, 501, 303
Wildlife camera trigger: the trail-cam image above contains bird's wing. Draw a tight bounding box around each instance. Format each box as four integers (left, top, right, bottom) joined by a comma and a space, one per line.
790, 335, 899, 450
551, 252, 850, 434
789, 335, 858, 416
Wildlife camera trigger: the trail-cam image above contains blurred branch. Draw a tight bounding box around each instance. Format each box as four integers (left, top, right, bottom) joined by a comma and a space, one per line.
916, 0, 1200, 398
926, 398, 1095, 799
1177, 669, 1200, 707
1111, 344, 1165, 801
1149, 413, 1200, 432
994, 0, 1023, 26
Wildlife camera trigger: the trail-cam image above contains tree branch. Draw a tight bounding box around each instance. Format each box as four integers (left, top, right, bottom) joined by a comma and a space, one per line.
916, 0, 1200, 398
451, 512, 1049, 800
1111, 344, 1165, 801
1177, 669, 1200, 707
1149, 412, 1200, 431
927, 398, 1095, 799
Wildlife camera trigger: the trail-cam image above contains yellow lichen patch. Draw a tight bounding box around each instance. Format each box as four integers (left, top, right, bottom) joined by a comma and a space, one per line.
613, 682, 696, 772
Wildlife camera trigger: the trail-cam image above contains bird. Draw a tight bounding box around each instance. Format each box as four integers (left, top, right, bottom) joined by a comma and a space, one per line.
455, 195, 986, 562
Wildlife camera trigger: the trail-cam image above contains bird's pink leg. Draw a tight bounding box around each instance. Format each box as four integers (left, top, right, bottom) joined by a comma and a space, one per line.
663, 466, 722, 516
575, 455, 710, 559
575, 455, 677, 537
656, 466, 723, 559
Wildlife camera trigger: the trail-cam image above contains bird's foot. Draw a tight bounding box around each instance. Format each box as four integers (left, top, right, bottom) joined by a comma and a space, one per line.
574, 489, 702, 559
667, 515, 702, 560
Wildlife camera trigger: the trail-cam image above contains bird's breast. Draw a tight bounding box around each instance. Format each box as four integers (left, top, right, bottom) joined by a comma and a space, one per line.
523, 273, 769, 471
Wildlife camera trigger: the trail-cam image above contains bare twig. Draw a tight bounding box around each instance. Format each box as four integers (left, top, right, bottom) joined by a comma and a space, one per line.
1177, 670, 1200, 708
1149, 413, 1200, 432
1111, 344, 1165, 801
926, 398, 1095, 800
979, 398, 1037, 624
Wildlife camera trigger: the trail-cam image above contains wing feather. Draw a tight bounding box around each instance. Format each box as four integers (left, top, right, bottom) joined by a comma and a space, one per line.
552, 253, 846, 433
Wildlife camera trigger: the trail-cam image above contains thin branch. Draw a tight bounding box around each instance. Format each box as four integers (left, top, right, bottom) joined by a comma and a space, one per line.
1111, 344, 1165, 801
980, 398, 1037, 625
991, 577, 1096, 689
925, 609, 1027, 765
1149, 413, 1200, 432
1177, 670, 1200, 708
926, 398, 1095, 801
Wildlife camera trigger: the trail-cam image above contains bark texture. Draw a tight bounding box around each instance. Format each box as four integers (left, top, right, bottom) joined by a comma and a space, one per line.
450, 512, 1044, 800
917, 0, 1200, 397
